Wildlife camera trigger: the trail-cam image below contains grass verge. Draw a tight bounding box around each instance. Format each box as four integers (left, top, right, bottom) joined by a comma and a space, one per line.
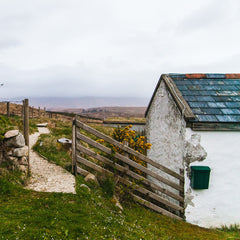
105, 117, 146, 123
0, 173, 238, 240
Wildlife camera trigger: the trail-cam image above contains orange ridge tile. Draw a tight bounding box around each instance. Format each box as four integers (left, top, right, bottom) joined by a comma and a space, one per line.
185, 74, 206, 79
225, 74, 240, 79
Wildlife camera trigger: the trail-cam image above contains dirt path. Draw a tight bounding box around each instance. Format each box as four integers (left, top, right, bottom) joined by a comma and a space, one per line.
25, 127, 76, 194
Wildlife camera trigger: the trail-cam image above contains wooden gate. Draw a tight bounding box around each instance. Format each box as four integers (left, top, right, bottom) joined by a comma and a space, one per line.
72, 116, 184, 220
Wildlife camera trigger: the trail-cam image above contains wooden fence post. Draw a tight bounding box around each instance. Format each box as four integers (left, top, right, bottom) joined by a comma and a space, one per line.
6, 102, 10, 118
23, 99, 30, 170
23, 99, 29, 146
38, 107, 40, 117
72, 117, 76, 174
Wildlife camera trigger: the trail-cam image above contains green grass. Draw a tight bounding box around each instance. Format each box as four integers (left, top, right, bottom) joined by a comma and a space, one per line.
88, 123, 115, 136
0, 115, 38, 141
0, 173, 238, 240
33, 122, 114, 172
33, 119, 72, 171
2, 116, 239, 239
105, 117, 146, 123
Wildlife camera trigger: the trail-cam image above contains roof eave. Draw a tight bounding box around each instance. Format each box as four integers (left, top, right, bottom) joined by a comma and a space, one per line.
188, 121, 240, 131
163, 74, 195, 121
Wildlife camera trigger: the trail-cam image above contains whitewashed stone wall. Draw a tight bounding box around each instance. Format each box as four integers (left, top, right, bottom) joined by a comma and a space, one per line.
185, 128, 240, 228
146, 80, 185, 201
146, 80, 240, 227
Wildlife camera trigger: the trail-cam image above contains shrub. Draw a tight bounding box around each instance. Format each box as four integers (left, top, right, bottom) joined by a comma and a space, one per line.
110, 125, 151, 175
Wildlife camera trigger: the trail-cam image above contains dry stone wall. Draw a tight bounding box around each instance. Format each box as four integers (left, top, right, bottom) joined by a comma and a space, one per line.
0, 130, 29, 176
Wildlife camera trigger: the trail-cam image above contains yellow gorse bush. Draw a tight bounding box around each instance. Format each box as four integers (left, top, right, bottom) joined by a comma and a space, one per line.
110, 125, 151, 175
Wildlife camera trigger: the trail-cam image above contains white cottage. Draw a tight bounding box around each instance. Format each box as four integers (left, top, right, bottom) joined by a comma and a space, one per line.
145, 73, 240, 228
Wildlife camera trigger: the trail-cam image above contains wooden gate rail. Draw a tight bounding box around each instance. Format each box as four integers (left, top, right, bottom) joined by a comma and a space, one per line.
73, 116, 185, 220
76, 133, 182, 191
77, 144, 183, 202
75, 120, 183, 181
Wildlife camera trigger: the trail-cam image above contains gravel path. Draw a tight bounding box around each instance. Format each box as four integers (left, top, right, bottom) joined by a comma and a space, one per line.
25, 127, 76, 194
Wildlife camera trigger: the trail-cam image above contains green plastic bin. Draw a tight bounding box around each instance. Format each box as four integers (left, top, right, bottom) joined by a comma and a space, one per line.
190, 166, 211, 189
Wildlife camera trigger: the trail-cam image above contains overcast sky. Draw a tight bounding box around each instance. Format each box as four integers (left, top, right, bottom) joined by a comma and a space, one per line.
1, 0, 240, 99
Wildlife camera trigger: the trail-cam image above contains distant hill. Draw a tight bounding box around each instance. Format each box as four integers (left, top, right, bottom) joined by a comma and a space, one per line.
0, 97, 148, 119
62, 106, 147, 120
27, 97, 149, 110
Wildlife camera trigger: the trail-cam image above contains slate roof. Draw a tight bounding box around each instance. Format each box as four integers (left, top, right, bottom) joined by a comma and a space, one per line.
169, 74, 240, 123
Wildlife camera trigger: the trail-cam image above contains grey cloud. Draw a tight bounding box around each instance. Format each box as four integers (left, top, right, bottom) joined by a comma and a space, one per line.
1, 63, 157, 99
0, 39, 21, 50
0, 0, 239, 101
176, 1, 228, 34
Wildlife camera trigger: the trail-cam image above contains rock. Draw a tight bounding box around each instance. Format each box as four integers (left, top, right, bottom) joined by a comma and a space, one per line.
6, 147, 13, 156
80, 184, 91, 193
4, 130, 19, 139
12, 146, 28, 157
5, 132, 25, 148
19, 156, 28, 165
84, 173, 99, 185
113, 195, 123, 210
57, 138, 72, 144
36, 123, 48, 127
8, 156, 18, 164
19, 165, 28, 173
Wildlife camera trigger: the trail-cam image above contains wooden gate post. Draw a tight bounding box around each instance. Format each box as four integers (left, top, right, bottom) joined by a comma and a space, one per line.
72, 117, 76, 174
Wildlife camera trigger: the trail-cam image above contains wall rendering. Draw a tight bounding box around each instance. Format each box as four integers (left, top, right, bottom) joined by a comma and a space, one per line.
185, 128, 240, 228
146, 80, 185, 201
